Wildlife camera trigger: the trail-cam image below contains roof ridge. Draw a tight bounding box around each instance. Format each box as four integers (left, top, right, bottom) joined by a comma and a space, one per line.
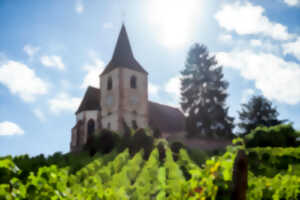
148, 100, 181, 111
87, 86, 100, 90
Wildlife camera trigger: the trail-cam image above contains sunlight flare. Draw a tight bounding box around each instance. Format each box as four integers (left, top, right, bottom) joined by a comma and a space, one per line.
148, 0, 201, 48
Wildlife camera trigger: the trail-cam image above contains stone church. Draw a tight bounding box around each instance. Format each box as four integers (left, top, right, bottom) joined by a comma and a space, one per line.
70, 24, 185, 152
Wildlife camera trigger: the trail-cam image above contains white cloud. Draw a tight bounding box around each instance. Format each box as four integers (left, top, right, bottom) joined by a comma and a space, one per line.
283, 37, 300, 61
216, 50, 300, 105
255, 40, 281, 55
283, 0, 300, 6
103, 22, 114, 29
165, 76, 181, 98
219, 34, 233, 43
215, 2, 292, 40
81, 56, 105, 89
241, 88, 255, 103
48, 93, 81, 114
75, 0, 84, 14
40, 55, 65, 70
24, 45, 40, 57
250, 39, 262, 47
33, 108, 46, 122
0, 61, 48, 102
0, 121, 24, 136
149, 82, 160, 96
164, 76, 182, 108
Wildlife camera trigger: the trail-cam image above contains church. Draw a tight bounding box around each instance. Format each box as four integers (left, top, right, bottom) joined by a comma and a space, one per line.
70, 24, 185, 152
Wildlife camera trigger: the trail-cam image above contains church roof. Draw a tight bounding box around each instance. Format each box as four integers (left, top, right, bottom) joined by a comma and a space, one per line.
101, 24, 147, 76
75, 87, 185, 133
148, 101, 185, 133
75, 86, 100, 114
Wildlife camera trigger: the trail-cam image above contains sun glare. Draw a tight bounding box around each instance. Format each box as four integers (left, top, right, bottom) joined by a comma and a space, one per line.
148, 0, 201, 48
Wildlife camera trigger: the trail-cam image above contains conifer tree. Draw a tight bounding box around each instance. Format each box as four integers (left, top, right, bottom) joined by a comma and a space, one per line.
238, 95, 286, 135
181, 44, 234, 138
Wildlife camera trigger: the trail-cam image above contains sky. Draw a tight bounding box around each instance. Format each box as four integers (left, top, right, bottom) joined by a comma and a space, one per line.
1, 0, 300, 156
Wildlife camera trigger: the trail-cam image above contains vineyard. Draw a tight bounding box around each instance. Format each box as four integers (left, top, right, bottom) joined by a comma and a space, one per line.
1, 139, 300, 199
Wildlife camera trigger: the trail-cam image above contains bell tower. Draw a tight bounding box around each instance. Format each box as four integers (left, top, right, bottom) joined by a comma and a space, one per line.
100, 24, 148, 133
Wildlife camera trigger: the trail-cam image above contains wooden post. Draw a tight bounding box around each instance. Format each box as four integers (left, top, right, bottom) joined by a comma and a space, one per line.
231, 150, 248, 200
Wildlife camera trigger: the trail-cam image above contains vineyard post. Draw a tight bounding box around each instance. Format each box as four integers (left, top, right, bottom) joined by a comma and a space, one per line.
231, 150, 248, 200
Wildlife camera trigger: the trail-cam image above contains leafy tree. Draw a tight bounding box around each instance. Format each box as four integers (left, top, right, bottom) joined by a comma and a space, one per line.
238, 95, 286, 135
181, 44, 234, 138
245, 123, 298, 147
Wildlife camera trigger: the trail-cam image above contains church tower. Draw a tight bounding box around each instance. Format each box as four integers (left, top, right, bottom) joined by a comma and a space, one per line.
100, 24, 148, 133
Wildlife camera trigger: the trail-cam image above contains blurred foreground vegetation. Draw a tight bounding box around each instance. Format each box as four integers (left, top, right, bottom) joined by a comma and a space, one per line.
1, 126, 300, 199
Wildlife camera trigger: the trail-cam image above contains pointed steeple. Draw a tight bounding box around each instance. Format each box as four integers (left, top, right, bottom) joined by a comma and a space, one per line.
101, 24, 147, 76
112, 24, 134, 61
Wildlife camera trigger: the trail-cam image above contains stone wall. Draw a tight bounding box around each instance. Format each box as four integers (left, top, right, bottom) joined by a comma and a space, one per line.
119, 67, 148, 130
99, 67, 148, 133
100, 68, 121, 132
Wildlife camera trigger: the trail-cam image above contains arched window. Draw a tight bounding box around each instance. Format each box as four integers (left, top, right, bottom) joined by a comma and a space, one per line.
107, 77, 112, 90
130, 76, 137, 89
87, 119, 95, 142
107, 122, 111, 130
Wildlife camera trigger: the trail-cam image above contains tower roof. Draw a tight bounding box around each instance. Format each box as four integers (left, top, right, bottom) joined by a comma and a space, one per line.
101, 24, 147, 76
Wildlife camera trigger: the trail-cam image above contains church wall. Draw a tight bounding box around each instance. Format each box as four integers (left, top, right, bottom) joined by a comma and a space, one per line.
70, 128, 77, 147
119, 68, 148, 129
101, 112, 119, 131
122, 112, 149, 129
100, 68, 121, 132
76, 110, 99, 122
100, 69, 120, 115
75, 110, 99, 144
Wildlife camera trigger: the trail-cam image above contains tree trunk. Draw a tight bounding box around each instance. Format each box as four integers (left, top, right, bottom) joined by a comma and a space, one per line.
231, 150, 248, 200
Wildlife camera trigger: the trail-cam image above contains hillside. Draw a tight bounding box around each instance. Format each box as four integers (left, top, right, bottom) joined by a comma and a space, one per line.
1, 136, 300, 199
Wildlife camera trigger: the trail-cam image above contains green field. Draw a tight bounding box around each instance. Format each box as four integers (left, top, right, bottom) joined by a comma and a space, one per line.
1, 139, 300, 200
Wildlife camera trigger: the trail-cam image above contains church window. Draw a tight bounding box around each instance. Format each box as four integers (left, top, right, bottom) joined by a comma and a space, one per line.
130, 75, 137, 89
107, 77, 112, 90
87, 119, 95, 143
132, 120, 138, 130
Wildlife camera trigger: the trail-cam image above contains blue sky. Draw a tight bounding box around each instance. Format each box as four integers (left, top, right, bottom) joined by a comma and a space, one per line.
1, 0, 300, 156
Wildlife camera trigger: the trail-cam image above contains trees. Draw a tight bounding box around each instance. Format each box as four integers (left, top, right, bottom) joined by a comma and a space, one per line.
180, 43, 234, 138
238, 95, 286, 135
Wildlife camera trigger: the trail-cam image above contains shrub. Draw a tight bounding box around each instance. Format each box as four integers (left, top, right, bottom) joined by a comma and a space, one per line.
129, 128, 154, 159
187, 148, 209, 166
170, 141, 185, 161
245, 123, 298, 148
153, 127, 162, 138
118, 121, 132, 152
86, 129, 120, 155
170, 141, 185, 153
157, 142, 166, 162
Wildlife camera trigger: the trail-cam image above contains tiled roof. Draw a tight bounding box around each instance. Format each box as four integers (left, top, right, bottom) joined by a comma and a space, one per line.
75, 86, 100, 114
148, 101, 185, 133
101, 24, 147, 76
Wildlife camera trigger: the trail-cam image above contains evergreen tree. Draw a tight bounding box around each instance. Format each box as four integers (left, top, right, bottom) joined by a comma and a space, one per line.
181, 44, 234, 138
238, 95, 286, 135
